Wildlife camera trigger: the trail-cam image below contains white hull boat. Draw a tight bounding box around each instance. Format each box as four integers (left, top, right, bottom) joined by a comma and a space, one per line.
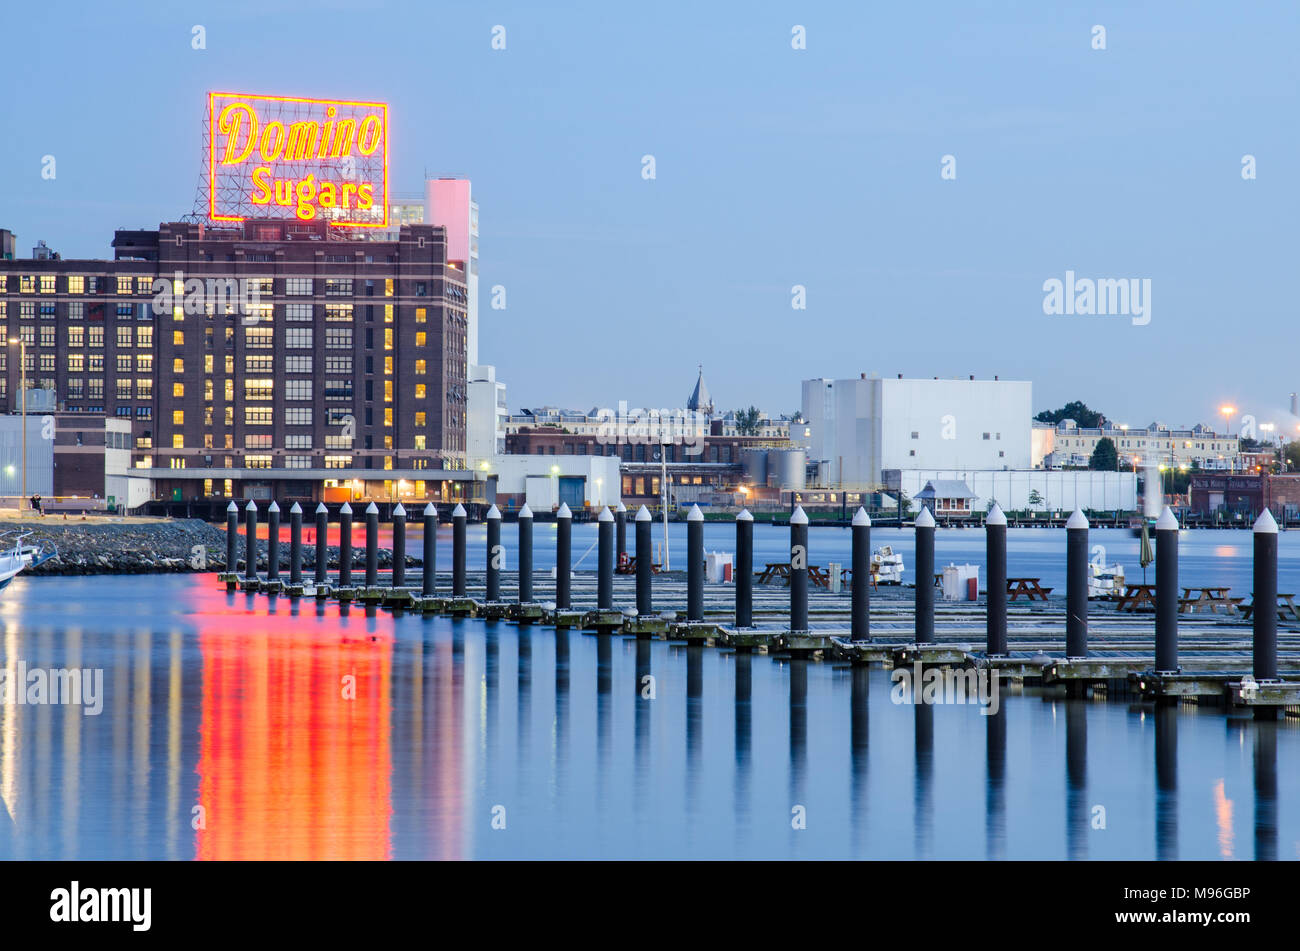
0, 533, 55, 590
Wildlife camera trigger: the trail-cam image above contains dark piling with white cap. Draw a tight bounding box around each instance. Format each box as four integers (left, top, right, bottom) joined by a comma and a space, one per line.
338, 502, 353, 587
517, 504, 534, 603
486, 504, 502, 601
225, 501, 238, 573
365, 501, 379, 587
790, 505, 809, 632
422, 503, 437, 597
289, 502, 302, 585
452, 503, 467, 597
635, 505, 653, 615
556, 503, 572, 609
314, 503, 328, 585
597, 506, 614, 610
735, 508, 753, 628
914, 507, 935, 644
391, 503, 406, 588
615, 502, 627, 566
1066, 508, 1089, 659
851, 506, 870, 643
266, 501, 281, 582
985, 503, 1007, 655
244, 500, 258, 580
1253, 509, 1279, 709
1155, 505, 1180, 674
686, 504, 704, 622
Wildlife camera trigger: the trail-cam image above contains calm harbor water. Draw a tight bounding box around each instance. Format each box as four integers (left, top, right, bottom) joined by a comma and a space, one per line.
0, 525, 1296, 860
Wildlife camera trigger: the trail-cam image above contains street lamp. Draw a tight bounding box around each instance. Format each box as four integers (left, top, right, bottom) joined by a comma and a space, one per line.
7, 338, 26, 513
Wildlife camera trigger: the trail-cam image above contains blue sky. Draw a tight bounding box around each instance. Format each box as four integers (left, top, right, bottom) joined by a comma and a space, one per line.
1, 1, 1297, 432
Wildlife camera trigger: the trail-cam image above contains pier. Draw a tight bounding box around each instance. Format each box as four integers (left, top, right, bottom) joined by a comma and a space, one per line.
218, 500, 1300, 717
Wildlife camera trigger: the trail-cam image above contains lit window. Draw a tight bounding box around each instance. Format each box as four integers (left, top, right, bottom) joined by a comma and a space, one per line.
172, 434, 184, 449
415, 384, 427, 399
173, 410, 184, 425
173, 383, 185, 398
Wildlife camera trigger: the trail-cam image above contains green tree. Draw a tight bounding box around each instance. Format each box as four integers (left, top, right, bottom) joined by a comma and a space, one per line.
1284, 442, 1300, 471
1089, 436, 1118, 470
734, 406, 762, 436
1027, 489, 1044, 511
1035, 401, 1107, 429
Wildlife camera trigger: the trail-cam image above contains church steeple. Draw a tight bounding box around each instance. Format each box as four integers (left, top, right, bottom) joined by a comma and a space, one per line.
686, 364, 714, 417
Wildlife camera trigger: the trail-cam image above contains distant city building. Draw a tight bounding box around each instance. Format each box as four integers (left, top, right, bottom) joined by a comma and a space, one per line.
888, 468, 1138, 514
1044, 419, 1240, 470
800, 374, 1033, 489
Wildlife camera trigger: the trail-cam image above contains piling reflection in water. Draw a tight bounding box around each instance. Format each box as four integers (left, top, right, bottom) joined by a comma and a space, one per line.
985, 703, 1007, 861
1064, 700, 1088, 860
1155, 705, 1179, 862
1254, 725, 1277, 862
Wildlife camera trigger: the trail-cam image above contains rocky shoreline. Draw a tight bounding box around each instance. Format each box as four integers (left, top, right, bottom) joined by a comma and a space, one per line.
4, 518, 410, 576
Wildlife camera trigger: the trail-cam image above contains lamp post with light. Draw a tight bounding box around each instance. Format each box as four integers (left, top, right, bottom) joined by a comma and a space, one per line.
1220, 404, 1236, 474
7, 338, 26, 513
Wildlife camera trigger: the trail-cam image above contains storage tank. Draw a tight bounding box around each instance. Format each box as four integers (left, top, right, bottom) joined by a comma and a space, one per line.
740, 448, 768, 486
768, 448, 807, 490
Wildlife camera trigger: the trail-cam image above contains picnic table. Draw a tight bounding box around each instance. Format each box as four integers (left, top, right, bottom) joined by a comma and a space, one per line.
757, 563, 830, 588
1007, 577, 1052, 601
618, 555, 660, 575
1178, 585, 1243, 615
1115, 583, 1158, 612
1239, 593, 1300, 622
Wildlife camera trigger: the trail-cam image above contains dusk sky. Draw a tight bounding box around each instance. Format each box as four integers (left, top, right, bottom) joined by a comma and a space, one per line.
2, 1, 1297, 432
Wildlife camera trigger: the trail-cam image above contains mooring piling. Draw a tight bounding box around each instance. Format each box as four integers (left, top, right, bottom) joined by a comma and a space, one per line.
914, 507, 935, 644
735, 508, 753, 628
1155, 505, 1180, 673
266, 501, 281, 582
391, 503, 406, 588
1254, 509, 1279, 705
244, 500, 258, 581
225, 501, 238, 574
615, 501, 627, 565
452, 503, 467, 597
986, 503, 1007, 655
518, 504, 534, 603
556, 503, 572, 609
790, 504, 809, 632
1066, 508, 1089, 659
636, 505, 653, 616
289, 502, 302, 586
422, 503, 437, 597
851, 506, 870, 643
314, 503, 328, 585
338, 502, 353, 587
687, 504, 704, 622
365, 502, 379, 587
486, 504, 502, 602
597, 506, 614, 611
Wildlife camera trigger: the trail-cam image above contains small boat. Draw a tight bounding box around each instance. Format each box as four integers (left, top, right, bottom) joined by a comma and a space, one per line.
0, 533, 56, 591
1089, 561, 1125, 599
871, 545, 905, 584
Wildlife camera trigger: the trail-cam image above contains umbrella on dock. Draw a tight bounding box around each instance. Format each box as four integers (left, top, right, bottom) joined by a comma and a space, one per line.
1139, 519, 1154, 583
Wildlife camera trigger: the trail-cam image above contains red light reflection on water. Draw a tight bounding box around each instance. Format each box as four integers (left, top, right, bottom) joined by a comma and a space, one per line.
192, 587, 393, 859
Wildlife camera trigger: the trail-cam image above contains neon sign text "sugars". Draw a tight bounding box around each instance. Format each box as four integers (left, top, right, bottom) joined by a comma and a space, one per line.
207, 93, 389, 228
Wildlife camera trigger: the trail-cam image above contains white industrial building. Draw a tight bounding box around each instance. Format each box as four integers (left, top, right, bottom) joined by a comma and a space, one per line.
888, 468, 1137, 514
800, 375, 1033, 489
485, 454, 621, 515
467, 364, 508, 469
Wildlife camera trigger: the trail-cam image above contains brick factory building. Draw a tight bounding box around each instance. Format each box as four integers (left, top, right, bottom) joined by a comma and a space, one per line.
0, 220, 478, 511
